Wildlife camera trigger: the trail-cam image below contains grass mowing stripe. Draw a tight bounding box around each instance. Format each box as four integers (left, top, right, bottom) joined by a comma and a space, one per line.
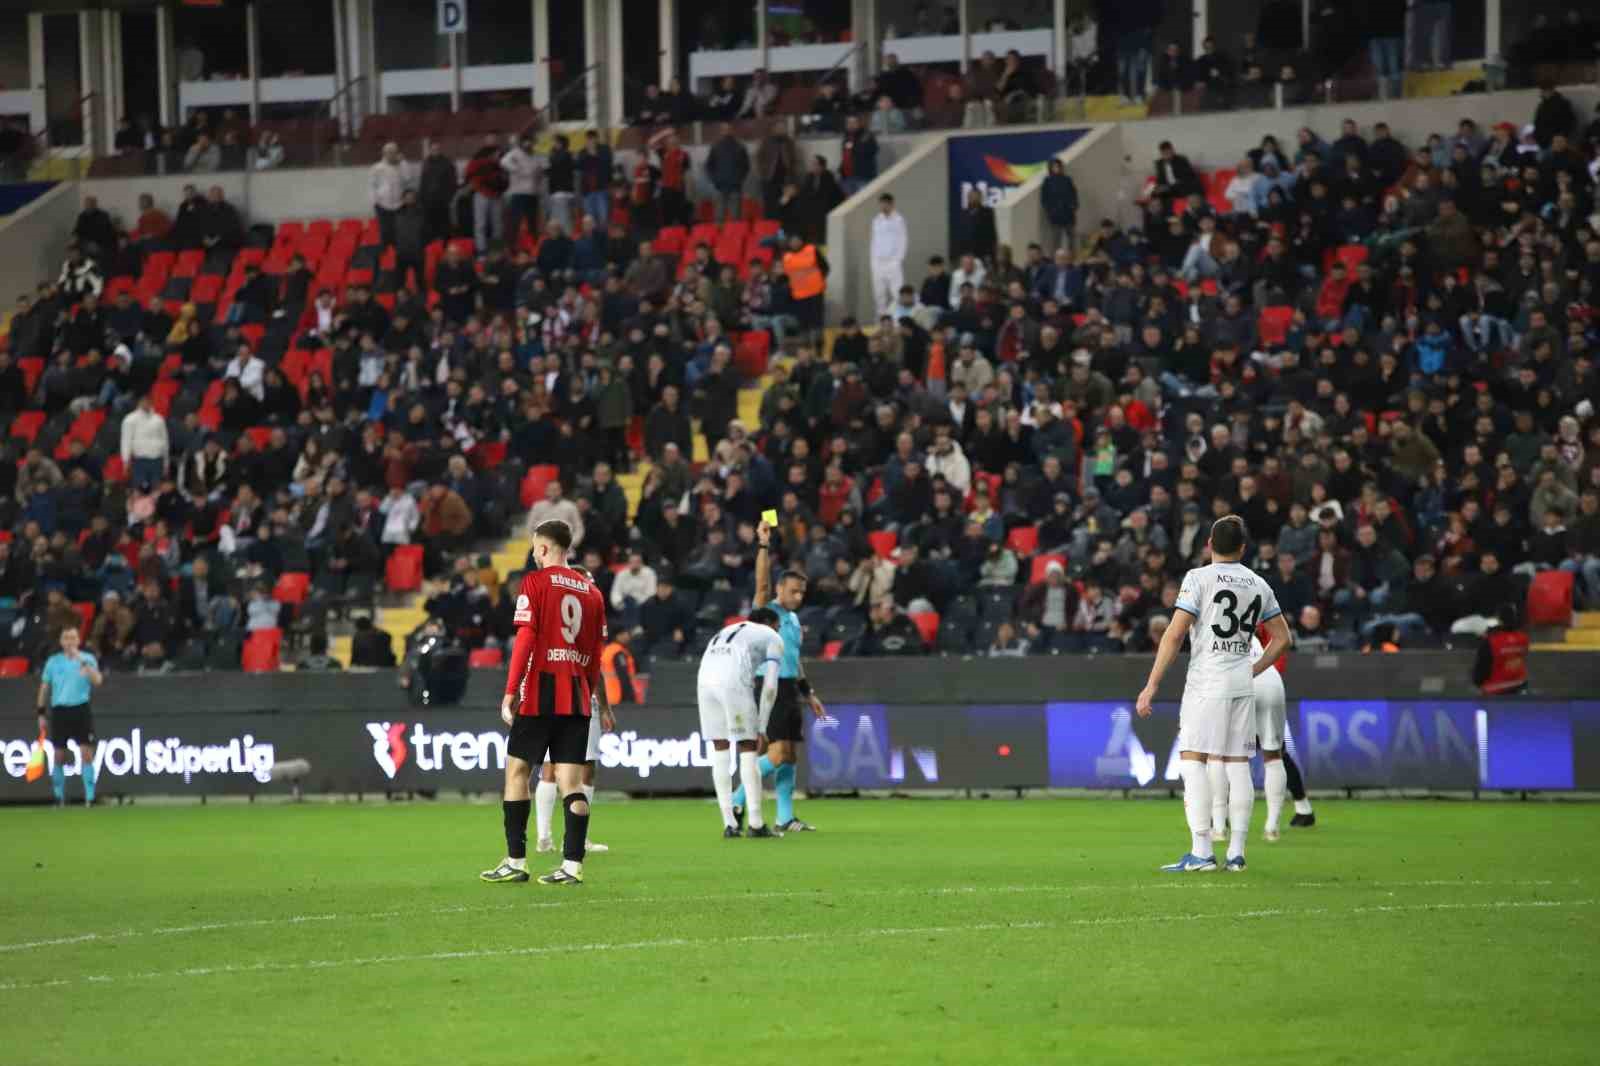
6, 875, 1579, 956
3, 898, 1591, 995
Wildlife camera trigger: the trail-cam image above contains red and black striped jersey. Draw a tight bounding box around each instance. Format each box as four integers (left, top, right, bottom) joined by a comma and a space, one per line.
505, 565, 607, 716
1258, 623, 1287, 674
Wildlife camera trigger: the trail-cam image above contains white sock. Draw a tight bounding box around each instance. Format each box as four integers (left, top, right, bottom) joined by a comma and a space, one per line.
1226, 762, 1254, 861
1294, 798, 1314, 816
1178, 760, 1213, 859
534, 780, 559, 842
507, 856, 527, 870
1207, 759, 1229, 839
710, 748, 736, 828
1263, 756, 1288, 833
561, 858, 582, 876
739, 750, 766, 829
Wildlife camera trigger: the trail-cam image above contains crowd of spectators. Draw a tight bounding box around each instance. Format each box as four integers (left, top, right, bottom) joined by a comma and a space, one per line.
4, 83, 1600, 675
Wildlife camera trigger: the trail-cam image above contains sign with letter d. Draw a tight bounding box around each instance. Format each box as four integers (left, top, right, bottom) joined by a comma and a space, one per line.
437, 0, 466, 34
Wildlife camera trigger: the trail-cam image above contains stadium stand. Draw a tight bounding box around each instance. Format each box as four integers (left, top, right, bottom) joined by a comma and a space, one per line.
2, 33, 1599, 673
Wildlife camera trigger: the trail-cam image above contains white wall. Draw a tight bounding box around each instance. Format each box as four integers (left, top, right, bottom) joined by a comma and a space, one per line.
995, 122, 1120, 256
0, 181, 81, 303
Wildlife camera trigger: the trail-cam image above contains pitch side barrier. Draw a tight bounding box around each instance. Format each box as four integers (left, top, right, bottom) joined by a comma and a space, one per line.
1, 654, 1596, 798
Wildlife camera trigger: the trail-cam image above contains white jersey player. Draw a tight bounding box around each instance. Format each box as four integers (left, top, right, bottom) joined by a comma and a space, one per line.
1137, 515, 1291, 873
1210, 633, 1291, 846
698, 608, 785, 838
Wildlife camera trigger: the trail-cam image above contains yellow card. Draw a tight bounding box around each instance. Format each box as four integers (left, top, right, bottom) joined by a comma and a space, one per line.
761, 509, 778, 527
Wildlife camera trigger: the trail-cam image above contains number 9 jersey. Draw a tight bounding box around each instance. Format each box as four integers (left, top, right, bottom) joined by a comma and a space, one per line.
1174, 561, 1283, 699
507, 564, 608, 717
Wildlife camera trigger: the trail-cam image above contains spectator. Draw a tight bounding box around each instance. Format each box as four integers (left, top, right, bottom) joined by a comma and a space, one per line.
369, 141, 409, 248
1041, 158, 1079, 253
869, 193, 908, 319
73, 196, 118, 259
545, 133, 576, 237
184, 134, 220, 173
705, 123, 751, 223
849, 596, 924, 656
755, 119, 799, 219
839, 114, 879, 197
120, 394, 168, 487
636, 574, 692, 657
350, 616, 397, 668
465, 135, 507, 253
953, 187, 997, 262
1533, 84, 1578, 148
419, 138, 459, 244
527, 479, 585, 549
737, 68, 778, 118
578, 129, 614, 227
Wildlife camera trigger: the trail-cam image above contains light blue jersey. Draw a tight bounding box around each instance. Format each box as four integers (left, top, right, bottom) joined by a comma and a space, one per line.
768, 600, 802, 678
42, 651, 98, 707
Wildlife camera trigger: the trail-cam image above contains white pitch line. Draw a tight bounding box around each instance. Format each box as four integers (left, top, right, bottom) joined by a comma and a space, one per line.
0, 882, 1240, 955
2, 898, 1592, 995
1293, 879, 1572, 889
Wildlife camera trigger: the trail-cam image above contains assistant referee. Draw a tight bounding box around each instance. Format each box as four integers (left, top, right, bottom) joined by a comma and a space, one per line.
37, 625, 103, 807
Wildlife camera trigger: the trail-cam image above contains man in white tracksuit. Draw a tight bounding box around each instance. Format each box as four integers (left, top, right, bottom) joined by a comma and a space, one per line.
870, 193, 908, 318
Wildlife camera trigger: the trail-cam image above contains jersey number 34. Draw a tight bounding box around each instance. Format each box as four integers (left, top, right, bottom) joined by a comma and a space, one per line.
1210, 590, 1261, 639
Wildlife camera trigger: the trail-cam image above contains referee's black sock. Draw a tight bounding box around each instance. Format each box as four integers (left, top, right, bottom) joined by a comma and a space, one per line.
503, 799, 531, 860
561, 792, 589, 864
1282, 749, 1307, 801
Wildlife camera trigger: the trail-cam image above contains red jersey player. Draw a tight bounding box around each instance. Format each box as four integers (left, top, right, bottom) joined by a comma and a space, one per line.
481, 519, 607, 886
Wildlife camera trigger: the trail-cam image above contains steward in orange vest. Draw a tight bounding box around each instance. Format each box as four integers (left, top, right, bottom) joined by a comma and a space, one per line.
781, 232, 828, 336
1473, 608, 1529, 695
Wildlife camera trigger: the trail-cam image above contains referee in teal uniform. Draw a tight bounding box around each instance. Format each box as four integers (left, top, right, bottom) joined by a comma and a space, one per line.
38, 625, 103, 807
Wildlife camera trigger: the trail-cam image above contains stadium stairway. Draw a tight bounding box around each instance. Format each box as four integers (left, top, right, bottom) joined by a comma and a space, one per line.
1532, 611, 1600, 652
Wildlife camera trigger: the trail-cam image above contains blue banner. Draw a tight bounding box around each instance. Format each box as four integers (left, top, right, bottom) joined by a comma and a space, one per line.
946, 129, 1087, 254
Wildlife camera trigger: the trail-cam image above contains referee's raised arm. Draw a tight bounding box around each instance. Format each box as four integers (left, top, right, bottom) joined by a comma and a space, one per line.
754, 521, 773, 607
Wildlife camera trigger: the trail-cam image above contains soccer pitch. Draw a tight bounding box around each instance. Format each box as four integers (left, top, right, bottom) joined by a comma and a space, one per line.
4, 798, 1597, 1066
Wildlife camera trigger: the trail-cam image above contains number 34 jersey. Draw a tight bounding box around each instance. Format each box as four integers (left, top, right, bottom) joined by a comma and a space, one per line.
511, 565, 608, 717
1175, 562, 1283, 699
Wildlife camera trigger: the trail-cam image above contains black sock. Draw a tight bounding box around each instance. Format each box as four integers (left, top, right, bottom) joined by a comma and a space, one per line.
503, 798, 531, 860
562, 792, 589, 864
1282, 750, 1306, 801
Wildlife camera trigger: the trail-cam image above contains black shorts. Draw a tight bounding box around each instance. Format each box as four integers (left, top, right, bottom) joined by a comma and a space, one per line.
49, 704, 96, 747
763, 679, 806, 742
507, 713, 590, 766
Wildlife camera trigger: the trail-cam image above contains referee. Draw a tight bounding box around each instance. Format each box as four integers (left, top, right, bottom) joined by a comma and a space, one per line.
38, 625, 103, 807
731, 521, 827, 833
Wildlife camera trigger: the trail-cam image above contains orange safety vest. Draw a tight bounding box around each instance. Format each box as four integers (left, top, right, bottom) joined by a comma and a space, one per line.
600, 641, 634, 706
783, 244, 823, 300
1480, 629, 1529, 694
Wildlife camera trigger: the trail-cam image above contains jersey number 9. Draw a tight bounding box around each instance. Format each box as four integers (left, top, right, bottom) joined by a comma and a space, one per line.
560, 594, 583, 643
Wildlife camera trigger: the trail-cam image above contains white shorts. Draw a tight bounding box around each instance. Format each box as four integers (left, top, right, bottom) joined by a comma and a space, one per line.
1178, 693, 1257, 758
1253, 669, 1287, 752
698, 680, 759, 744
542, 712, 602, 764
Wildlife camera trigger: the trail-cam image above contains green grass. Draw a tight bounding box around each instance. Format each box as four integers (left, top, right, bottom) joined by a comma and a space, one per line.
3, 797, 1598, 1065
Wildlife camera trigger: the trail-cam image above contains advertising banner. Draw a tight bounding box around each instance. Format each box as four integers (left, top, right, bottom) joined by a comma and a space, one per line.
946, 129, 1087, 248
2, 700, 1596, 800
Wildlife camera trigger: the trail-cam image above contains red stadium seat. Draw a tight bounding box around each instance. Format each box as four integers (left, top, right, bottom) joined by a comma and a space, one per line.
0, 657, 29, 678
245, 426, 274, 450
519, 464, 561, 508
734, 331, 771, 379
472, 441, 508, 470
73, 602, 95, 633
468, 647, 504, 669
18, 357, 44, 393
385, 544, 424, 592
1005, 525, 1039, 556
101, 454, 127, 483
907, 611, 940, 647
1029, 553, 1067, 584
68, 408, 105, 444
821, 640, 844, 661
1334, 244, 1369, 272
9, 411, 44, 443
1258, 306, 1294, 348
272, 571, 311, 605
653, 226, 686, 256
242, 628, 283, 673
867, 530, 898, 559
1526, 571, 1574, 627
